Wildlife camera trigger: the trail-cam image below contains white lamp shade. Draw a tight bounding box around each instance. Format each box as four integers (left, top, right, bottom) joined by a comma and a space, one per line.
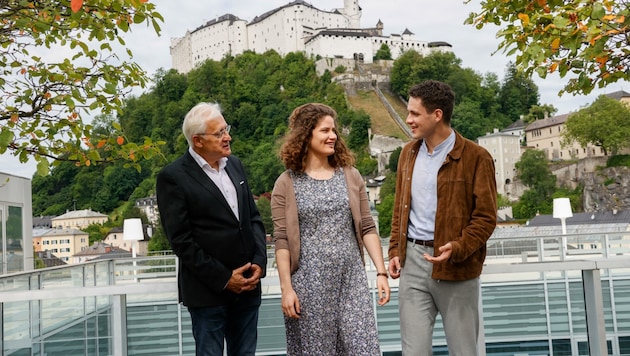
123, 218, 144, 241
553, 198, 573, 219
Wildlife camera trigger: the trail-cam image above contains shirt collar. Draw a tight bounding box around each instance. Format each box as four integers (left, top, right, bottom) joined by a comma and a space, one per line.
420, 129, 455, 155
188, 147, 227, 171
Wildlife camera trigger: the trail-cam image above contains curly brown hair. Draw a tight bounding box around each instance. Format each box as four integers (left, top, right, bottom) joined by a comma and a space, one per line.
279, 103, 355, 172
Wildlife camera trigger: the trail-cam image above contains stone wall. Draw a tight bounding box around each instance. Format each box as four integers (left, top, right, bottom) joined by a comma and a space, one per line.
369, 133, 406, 173
582, 166, 630, 212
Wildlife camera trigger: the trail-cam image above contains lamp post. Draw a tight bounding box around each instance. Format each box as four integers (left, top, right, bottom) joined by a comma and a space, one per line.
553, 198, 573, 260
123, 218, 144, 281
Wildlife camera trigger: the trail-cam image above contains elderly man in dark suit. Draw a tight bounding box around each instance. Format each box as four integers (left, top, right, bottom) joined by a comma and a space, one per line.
156, 102, 267, 356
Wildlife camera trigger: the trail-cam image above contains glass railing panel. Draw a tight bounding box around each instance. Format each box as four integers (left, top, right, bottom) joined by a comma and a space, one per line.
2, 242, 630, 355
613, 278, 630, 333
126, 303, 183, 356
548, 281, 571, 333
482, 282, 548, 339
0, 274, 30, 292
257, 296, 286, 353
2, 300, 31, 351
569, 280, 587, 335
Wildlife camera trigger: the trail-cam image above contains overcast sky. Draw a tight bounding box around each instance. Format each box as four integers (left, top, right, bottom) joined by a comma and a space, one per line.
3, 0, 629, 178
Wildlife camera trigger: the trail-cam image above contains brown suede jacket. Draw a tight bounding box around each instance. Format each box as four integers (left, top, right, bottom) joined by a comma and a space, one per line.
388, 131, 497, 281
271, 167, 376, 274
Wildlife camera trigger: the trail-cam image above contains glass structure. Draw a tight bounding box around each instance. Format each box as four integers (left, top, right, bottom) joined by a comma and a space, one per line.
1, 231, 629, 355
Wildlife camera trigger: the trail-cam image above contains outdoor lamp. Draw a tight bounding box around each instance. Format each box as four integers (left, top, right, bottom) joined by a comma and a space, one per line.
123, 218, 144, 258
553, 197, 573, 259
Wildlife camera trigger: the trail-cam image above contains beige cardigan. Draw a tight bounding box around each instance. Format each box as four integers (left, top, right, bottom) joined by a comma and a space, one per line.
271, 167, 377, 274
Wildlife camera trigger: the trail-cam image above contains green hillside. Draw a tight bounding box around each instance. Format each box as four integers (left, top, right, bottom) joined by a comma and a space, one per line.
347, 89, 408, 141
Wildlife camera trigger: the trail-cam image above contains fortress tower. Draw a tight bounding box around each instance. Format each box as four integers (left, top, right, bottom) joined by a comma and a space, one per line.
343, 0, 361, 28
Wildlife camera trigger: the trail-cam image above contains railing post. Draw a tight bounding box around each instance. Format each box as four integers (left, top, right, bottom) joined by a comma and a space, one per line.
478, 286, 486, 356
582, 269, 607, 356
1, 302, 4, 356
111, 294, 128, 356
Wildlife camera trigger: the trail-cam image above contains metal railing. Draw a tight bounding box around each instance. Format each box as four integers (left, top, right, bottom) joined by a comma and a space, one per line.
1, 231, 630, 355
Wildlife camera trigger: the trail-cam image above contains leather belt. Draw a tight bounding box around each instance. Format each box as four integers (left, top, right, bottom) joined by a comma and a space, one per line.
406, 237, 434, 247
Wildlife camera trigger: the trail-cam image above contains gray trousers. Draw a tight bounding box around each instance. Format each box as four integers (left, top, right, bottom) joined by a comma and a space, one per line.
399, 243, 480, 356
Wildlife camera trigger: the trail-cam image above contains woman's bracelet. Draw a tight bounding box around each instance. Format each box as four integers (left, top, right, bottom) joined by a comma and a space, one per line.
376, 272, 388, 278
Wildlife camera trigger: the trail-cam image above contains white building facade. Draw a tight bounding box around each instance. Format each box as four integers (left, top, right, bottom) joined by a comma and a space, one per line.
478, 129, 522, 198
170, 0, 451, 73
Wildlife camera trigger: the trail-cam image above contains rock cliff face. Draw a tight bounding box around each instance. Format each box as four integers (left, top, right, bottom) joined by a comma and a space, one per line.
582, 166, 630, 212
507, 157, 629, 212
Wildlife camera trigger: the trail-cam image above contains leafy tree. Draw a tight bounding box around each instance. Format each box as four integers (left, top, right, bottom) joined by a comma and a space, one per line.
355, 152, 378, 176
347, 111, 371, 151
390, 53, 537, 137
0, 0, 165, 175
516, 150, 556, 190
388, 147, 402, 172
392, 51, 466, 98
148, 224, 170, 252
552, 186, 584, 214
390, 51, 423, 97
241, 142, 284, 195
376, 172, 397, 238
452, 98, 487, 140
498, 62, 540, 123
523, 104, 558, 124
466, 0, 630, 95
84, 223, 108, 246
374, 44, 392, 60
607, 154, 630, 168
562, 95, 630, 155
513, 149, 557, 218
376, 194, 394, 238
497, 194, 511, 208
30, 50, 368, 215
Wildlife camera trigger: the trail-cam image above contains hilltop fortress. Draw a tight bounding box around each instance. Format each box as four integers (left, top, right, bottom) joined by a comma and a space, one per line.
170, 0, 452, 73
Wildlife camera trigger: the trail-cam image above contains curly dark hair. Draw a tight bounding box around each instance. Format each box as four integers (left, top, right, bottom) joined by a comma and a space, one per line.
408, 80, 455, 124
279, 103, 355, 172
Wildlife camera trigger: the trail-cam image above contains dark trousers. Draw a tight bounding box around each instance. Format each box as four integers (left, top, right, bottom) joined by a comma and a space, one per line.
188, 295, 261, 356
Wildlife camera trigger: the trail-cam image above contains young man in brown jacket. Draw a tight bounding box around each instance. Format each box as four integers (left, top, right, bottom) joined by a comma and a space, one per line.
388, 80, 497, 355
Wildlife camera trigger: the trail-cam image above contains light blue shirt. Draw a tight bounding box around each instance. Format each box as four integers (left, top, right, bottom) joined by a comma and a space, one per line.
407, 130, 455, 241
188, 148, 239, 220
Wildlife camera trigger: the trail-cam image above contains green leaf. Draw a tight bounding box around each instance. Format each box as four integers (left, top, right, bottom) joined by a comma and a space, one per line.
36, 159, 50, 176
0, 129, 15, 149
591, 3, 605, 20
133, 13, 146, 24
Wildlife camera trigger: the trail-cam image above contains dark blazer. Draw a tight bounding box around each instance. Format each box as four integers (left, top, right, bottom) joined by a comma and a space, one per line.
156, 151, 267, 307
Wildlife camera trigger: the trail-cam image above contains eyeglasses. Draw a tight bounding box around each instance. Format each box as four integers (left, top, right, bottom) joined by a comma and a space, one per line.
196, 125, 231, 139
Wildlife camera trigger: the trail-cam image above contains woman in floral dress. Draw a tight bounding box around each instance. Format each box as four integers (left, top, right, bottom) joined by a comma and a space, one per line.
271, 103, 390, 355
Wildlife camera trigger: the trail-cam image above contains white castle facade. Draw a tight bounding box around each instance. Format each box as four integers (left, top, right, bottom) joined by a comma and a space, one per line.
170, 0, 452, 73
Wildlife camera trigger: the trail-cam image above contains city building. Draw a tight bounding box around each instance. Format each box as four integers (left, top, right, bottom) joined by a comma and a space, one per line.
170, 0, 452, 73
33, 250, 66, 268
51, 208, 108, 229
72, 241, 131, 264
32, 227, 89, 264
0, 171, 33, 274
478, 128, 523, 198
524, 90, 630, 161
135, 196, 159, 225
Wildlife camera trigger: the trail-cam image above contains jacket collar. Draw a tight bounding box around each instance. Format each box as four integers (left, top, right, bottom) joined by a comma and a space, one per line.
412, 130, 465, 161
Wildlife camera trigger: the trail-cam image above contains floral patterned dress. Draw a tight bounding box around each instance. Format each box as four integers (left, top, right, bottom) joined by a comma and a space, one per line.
284, 169, 380, 356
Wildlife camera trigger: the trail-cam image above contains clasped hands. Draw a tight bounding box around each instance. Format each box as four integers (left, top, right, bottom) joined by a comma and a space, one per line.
226, 262, 262, 293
